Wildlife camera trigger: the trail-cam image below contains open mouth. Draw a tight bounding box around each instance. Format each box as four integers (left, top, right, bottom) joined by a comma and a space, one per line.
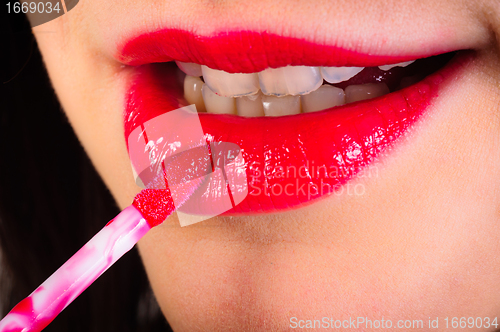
180, 53, 454, 116
119, 30, 471, 215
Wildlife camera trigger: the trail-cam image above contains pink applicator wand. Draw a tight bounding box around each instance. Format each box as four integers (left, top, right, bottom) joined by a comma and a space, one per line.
0, 189, 175, 332
0, 105, 247, 331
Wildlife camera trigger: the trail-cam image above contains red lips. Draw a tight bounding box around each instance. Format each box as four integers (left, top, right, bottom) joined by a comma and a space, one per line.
120, 31, 469, 215
118, 30, 428, 72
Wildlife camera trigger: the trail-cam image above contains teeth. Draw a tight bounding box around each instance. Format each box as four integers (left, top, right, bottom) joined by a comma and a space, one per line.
378, 61, 415, 71
345, 83, 390, 103
202, 66, 259, 97
258, 66, 322, 96
262, 95, 301, 116
320, 67, 364, 84
201, 84, 236, 114
193, 62, 398, 117
176, 61, 203, 77
184, 76, 206, 112
236, 92, 265, 117
301, 85, 345, 113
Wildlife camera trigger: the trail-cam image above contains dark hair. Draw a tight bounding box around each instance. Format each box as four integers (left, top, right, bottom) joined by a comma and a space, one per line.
0, 14, 172, 332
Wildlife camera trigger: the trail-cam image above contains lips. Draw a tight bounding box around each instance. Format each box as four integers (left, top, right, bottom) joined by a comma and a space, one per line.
119, 29, 444, 72
120, 30, 470, 215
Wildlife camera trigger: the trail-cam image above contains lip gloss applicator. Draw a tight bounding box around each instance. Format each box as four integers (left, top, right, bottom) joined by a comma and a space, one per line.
0, 189, 176, 332
0, 105, 248, 332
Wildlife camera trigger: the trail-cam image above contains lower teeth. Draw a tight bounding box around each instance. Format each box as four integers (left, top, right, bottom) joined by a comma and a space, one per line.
201, 84, 236, 115
183, 76, 206, 112
262, 94, 301, 117
345, 83, 390, 104
301, 85, 345, 113
236, 93, 265, 117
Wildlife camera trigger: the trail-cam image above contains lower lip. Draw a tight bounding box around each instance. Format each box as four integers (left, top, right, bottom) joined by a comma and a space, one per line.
124, 53, 470, 215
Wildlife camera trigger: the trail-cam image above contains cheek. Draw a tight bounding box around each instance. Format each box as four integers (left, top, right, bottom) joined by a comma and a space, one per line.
34, 21, 141, 208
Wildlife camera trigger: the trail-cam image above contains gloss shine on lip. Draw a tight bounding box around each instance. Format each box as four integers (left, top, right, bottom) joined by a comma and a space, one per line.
120, 30, 470, 215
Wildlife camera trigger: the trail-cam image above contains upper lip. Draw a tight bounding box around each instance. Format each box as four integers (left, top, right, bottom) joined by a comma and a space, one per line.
115, 28, 468, 72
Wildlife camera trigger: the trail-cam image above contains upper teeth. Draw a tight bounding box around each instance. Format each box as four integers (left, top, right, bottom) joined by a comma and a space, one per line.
179, 60, 414, 117
378, 60, 415, 71
321, 66, 364, 84
201, 66, 260, 97
175, 61, 203, 77
258, 66, 323, 96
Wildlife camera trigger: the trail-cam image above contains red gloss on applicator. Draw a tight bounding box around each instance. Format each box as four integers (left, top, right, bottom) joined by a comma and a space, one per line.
0, 189, 176, 332
133, 189, 176, 227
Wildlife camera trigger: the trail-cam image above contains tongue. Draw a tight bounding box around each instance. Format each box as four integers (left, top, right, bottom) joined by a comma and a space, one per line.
331, 52, 456, 91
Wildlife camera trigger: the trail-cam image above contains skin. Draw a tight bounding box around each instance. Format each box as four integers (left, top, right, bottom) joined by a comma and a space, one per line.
33, 0, 500, 330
